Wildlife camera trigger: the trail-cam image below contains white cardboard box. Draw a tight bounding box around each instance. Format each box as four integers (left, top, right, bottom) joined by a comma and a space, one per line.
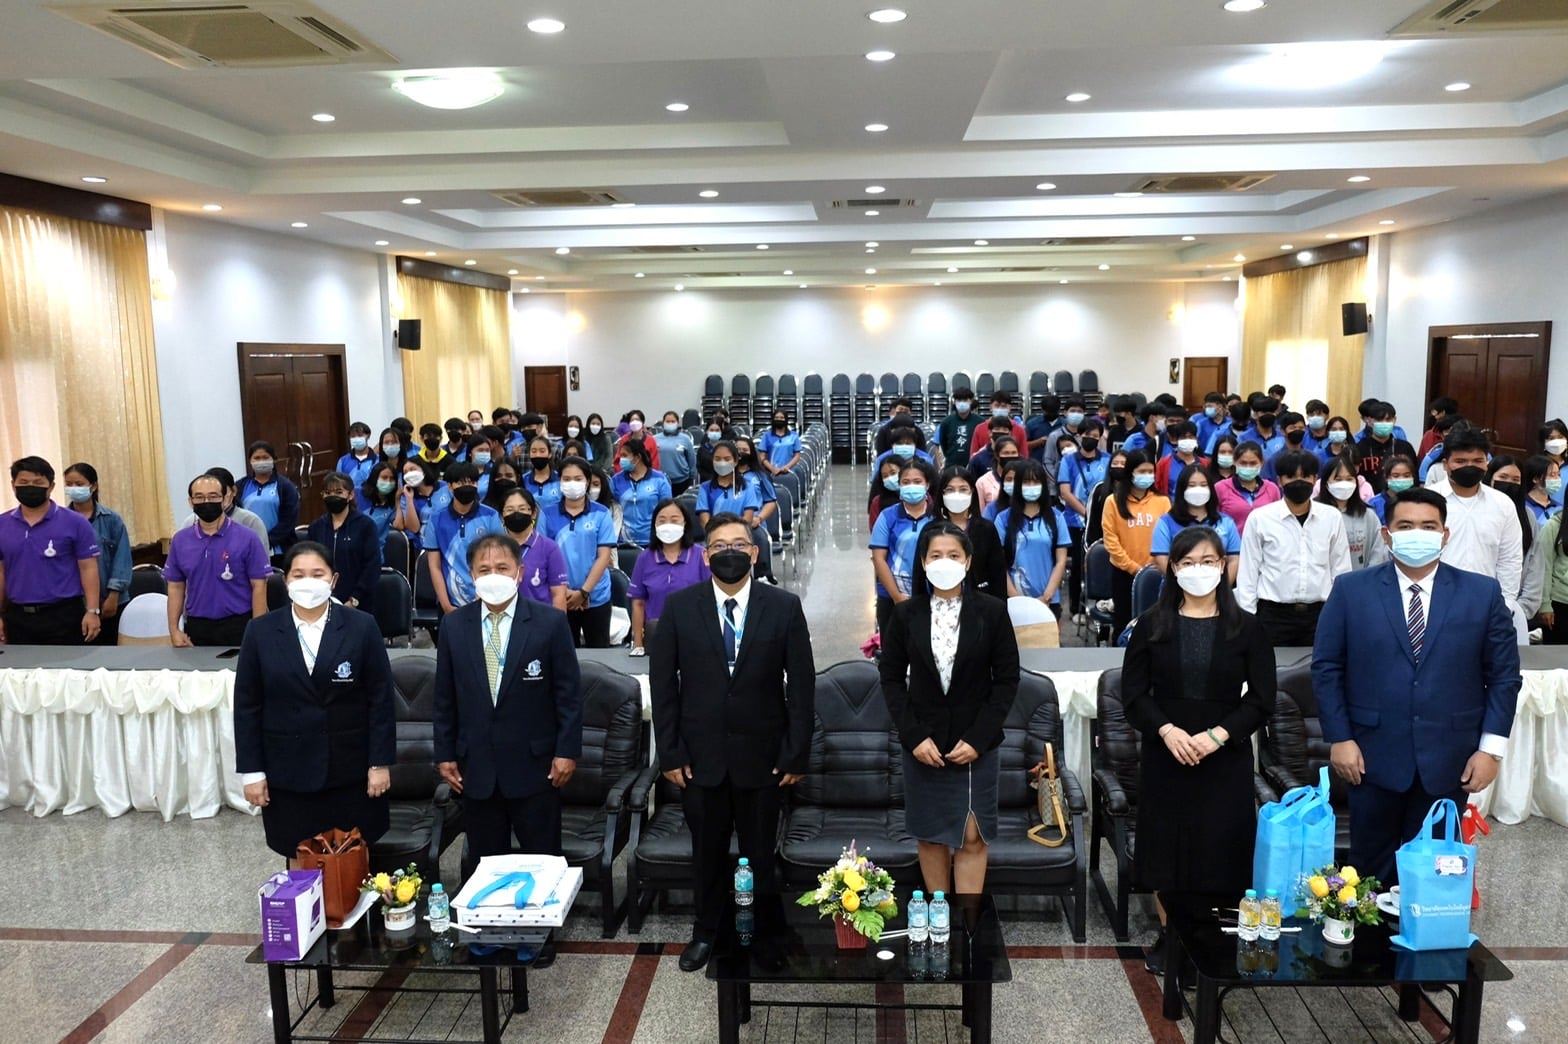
454, 856, 583, 928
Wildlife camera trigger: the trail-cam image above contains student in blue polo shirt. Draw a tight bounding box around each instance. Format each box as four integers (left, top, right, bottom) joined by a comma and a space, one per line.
337, 422, 378, 509
360, 462, 400, 545
1057, 425, 1110, 617
427, 462, 503, 613
759, 409, 803, 477
238, 441, 300, 559
1300, 400, 1333, 455
395, 458, 439, 553
521, 435, 562, 513
1120, 403, 1169, 458
870, 459, 938, 633
1204, 400, 1256, 457
695, 442, 762, 526
1190, 392, 1229, 455
655, 411, 700, 495
611, 438, 673, 546
0, 455, 103, 645
1150, 467, 1241, 581
993, 460, 1071, 616
541, 456, 617, 648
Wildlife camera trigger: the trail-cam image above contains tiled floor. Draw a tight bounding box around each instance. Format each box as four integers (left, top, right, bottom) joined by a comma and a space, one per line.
3, 464, 1565, 1042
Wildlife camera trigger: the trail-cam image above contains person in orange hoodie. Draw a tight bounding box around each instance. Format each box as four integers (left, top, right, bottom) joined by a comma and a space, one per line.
1101, 450, 1171, 635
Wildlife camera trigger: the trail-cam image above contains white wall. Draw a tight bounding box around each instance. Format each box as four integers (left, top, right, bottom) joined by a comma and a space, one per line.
1373, 190, 1568, 426
512, 281, 1239, 422
150, 212, 399, 514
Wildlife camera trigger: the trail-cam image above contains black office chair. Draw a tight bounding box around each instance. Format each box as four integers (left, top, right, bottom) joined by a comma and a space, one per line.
1260, 662, 1353, 858
264, 569, 287, 612
373, 568, 413, 646
617, 546, 642, 578
411, 549, 442, 640
1090, 668, 1142, 940
608, 567, 630, 612
382, 530, 411, 583
370, 655, 465, 887
127, 564, 166, 603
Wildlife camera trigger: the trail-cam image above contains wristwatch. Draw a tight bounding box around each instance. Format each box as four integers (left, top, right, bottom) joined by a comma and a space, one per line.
1489, 753, 1503, 763
87, 608, 101, 616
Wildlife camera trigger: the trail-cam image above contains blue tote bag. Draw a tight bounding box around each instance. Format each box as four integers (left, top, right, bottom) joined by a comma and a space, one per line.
1254, 766, 1336, 908
1392, 799, 1478, 951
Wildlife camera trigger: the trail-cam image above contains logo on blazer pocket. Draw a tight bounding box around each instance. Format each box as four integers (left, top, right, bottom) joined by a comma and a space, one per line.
524, 659, 543, 680
332, 660, 354, 682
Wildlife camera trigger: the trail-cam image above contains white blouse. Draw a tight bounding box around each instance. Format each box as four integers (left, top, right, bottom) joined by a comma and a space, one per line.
930, 594, 962, 693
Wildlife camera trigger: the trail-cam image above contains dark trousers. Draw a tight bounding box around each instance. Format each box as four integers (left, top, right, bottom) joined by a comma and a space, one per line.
1111, 568, 1135, 637
1546, 600, 1568, 645
684, 778, 781, 941
2, 596, 86, 645
566, 602, 612, 648
876, 595, 895, 634
1254, 599, 1324, 648
1065, 527, 1085, 615
1348, 778, 1469, 886
671, 477, 694, 496
185, 613, 253, 648
461, 789, 563, 882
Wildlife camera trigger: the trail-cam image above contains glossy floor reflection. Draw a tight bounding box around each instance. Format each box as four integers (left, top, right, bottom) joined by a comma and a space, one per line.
1, 466, 1564, 1042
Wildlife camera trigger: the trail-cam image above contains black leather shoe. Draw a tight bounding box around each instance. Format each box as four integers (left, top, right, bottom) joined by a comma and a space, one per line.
533, 939, 557, 969
679, 939, 713, 972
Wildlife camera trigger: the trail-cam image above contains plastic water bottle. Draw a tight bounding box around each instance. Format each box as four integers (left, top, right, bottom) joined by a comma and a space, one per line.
736, 907, 754, 946
734, 857, 754, 906
427, 882, 450, 934
907, 890, 929, 944
1237, 889, 1262, 942
1260, 889, 1282, 942
929, 891, 951, 945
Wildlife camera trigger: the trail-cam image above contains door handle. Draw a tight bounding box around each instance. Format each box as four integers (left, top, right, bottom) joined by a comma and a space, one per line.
301, 442, 315, 486
287, 442, 304, 485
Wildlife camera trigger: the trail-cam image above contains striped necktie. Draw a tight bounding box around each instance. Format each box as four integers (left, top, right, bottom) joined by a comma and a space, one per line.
1407, 583, 1425, 661
485, 611, 506, 703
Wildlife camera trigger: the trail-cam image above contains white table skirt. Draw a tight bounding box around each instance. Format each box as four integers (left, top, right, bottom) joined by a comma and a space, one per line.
0, 668, 254, 821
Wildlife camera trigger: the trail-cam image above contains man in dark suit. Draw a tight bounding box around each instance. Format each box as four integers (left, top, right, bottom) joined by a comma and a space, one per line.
1313, 487, 1520, 884
434, 532, 582, 965
650, 512, 816, 972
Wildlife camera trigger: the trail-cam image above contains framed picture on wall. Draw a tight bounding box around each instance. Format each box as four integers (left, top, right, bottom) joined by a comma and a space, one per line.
1168, 358, 1180, 384
569, 365, 580, 390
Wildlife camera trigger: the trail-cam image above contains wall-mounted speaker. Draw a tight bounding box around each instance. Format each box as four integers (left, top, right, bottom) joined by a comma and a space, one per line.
396, 318, 422, 350
1341, 302, 1369, 337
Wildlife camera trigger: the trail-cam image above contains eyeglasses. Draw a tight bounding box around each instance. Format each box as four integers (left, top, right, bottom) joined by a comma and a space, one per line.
1177, 557, 1224, 570
709, 541, 752, 554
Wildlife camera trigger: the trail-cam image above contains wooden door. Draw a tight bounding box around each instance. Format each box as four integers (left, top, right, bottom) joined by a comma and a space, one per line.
524, 365, 569, 435
1183, 357, 1229, 412
237, 344, 350, 522
1426, 323, 1551, 459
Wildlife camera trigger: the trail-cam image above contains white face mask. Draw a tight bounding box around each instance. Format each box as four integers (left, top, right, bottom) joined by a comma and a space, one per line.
1548, 438, 1567, 456
1174, 564, 1223, 597
924, 558, 968, 592
942, 490, 972, 514
1176, 438, 1199, 454
1327, 480, 1358, 501
1183, 486, 1211, 507
473, 573, 518, 606
560, 479, 588, 500
287, 577, 332, 610
566, 426, 580, 438
655, 523, 686, 546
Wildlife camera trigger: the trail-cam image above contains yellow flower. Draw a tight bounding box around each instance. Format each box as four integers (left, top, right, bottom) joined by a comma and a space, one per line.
1339, 866, 1360, 887
1336, 885, 1357, 905
395, 879, 418, 905
841, 889, 861, 912
1307, 876, 1330, 899
842, 870, 867, 892
876, 899, 897, 916
372, 872, 392, 893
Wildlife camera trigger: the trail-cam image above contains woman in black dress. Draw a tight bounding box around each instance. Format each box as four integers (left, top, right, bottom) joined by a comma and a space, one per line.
233, 541, 396, 858
934, 466, 1008, 598
879, 522, 1020, 895
1122, 525, 1274, 974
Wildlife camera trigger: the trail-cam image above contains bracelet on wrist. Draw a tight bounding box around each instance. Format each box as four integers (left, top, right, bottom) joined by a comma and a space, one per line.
1206, 728, 1222, 747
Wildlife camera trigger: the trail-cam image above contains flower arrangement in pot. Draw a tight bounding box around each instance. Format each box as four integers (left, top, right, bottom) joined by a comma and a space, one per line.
797, 842, 898, 948
363, 864, 423, 931
1300, 863, 1382, 945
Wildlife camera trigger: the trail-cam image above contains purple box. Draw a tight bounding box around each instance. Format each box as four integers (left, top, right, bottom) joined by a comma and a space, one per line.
259, 870, 325, 962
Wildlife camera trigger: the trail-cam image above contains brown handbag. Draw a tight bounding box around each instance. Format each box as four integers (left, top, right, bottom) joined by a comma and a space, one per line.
295, 828, 368, 927
1027, 745, 1070, 848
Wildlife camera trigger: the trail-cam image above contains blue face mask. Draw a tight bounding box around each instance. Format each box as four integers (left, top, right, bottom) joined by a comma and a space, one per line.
1389, 529, 1443, 567
899, 483, 927, 505
620, 458, 636, 472
473, 451, 492, 467
883, 475, 901, 492
1065, 411, 1085, 427
1307, 415, 1327, 430
1204, 405, 1218, 419
1020, 484, 1044, 502
1387, 477, 1415, 493
65, 485, 93, 503
708, 430, 722, 442
1328, 429, 1348, 444
1372, 422, 1395, 438
955, 400, 971, 415
891, 444, 915, 459
349, 436, 368, 451
1132, 473, 1155, 491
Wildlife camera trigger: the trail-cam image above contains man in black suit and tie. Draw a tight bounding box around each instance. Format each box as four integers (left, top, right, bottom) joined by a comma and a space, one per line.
651, 512, 816, 972
434, 533, 582, 965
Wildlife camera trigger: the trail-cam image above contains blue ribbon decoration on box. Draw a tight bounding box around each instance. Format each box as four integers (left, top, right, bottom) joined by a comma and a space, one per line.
464, 871, 537, 910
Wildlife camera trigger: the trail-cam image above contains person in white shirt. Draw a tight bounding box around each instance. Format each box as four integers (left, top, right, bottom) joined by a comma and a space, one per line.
1424, 429, 1525, 641
1236, 450, 1352, 646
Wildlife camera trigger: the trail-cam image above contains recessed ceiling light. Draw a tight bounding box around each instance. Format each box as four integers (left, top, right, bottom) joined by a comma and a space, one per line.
665, 102, 689, 112
634, 272, 645, 278
1059, 279, 1070, 285
464, 259, 477, 266
699, 189, 719, 198
1445, 81, 1471, 92
1346, 175, 1371, 183
611, 202, 636, 208
864, 122, 889, 133
1324, 233, 1340, 239
374, 239, 389, 246
508, 269, 519, 275
520, 287, 531, 293
865, 241, 879, 248
1065, 92, 1091, 103
1296, 251, 1314, 262
1098, 263, 1110, 271
866, 248, 876, 254
1232, 253, 1247, 262
865, 267, 877, 274
783, 269, 794, 275
865, 209, 881, 216
393, 73, 504, 110
1280, 244, 1294, 250
202, 203, 223, 212
947, 266, 959, 273
291, 221, 309, 228
1114, 191, 1143, 198
934, 281, 942, 286
312, 112, 335, 123
1230, 41, 1385, 89
674, 283, 685, 291
526, 17, 565, 33
756, 243, 770, 250
799, 283, 808, 288
864, 185, 886, 194
1223, 0, 1266, 11
555, 246, 571, 254
1222, 275, 1233, 280
1181, 235, 1196, 242
1035, 182, 1057, 191
973, 239, 988, 246
535, 276, 545, 280
1379, 219, 1396, 225
401, 197, 422, 205
425, 250, 437, 256
868, 8, 907, 23
866, 50, 896, 62
81, 176, 107, 184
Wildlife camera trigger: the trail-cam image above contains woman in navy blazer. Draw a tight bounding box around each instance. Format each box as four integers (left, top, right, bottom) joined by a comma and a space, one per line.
233, 541, 396, 858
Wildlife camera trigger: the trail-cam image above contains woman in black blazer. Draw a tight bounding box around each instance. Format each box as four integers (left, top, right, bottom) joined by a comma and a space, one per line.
879, 521, 1020, 896
233, 541, 396, 858
934, 466, 1008, 598
1121, 526, 1275, 975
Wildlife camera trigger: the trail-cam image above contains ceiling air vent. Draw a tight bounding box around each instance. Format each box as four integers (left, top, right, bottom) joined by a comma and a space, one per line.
830, 198, 918, 209
1391, 0, 1568, 36
52, 1, 394, 68
1040, 237, 1125, 247
628, 245, 705, 254
1132, 174, 1274, 193
492, 189, 628, 208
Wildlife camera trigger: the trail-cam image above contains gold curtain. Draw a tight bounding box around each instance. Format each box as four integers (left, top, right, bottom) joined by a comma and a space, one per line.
396, 274, 511, 425
1241, 255, 1367, 415
0, 205, 172, 544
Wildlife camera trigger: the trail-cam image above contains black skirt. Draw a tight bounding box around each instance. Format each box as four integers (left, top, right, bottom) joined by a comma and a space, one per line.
262, 782, 390, 858
1132, 737, 1255, 894
901, 747, 1000, 849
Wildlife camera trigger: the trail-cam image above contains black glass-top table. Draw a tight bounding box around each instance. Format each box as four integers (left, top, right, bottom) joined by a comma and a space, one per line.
1158, 892, 1512, 1044
706, 892, 1011, 1044
244, 909, 550, 1044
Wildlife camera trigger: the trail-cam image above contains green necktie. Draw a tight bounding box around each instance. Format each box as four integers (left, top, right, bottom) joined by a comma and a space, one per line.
485, 611, 505, 703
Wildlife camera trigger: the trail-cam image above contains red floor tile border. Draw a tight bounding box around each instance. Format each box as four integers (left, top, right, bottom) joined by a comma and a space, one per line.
556, 940, 648, 955
873, 982, 908, 1042
0, 926, 192, 945
332, 966, 413, 1042
1007, 944, 1123, 959
59, 941, 198, 1044
1119, 956, 1187, 1044
602, 952, 661, 1044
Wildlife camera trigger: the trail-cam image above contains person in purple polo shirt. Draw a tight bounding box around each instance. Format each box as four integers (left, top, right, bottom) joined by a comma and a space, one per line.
628, 499, 711, 656
0, 456, 102, 645
497, 487, 568, 610
165, 473, 272, 647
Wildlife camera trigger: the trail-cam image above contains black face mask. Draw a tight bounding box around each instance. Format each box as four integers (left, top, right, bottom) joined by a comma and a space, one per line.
1451, 465, 1486, 489
14, 485, 49, 508
490, 479, 518, 501
452, 485, 479, 506
503, 512, 532, 534
1107, 467, 1127, 484
323, 495, 349, 515
1256, 413, 1276, 429
446, 431, 465, 444
1078, 438, 1098, 455
1285, 430, 1305, 445
530, 457, 552, 471
709, 549, 752, 584
192, 501, 224, 523
1491, 480, 1522, 501
423, 436, 441, 449
1282, 480, 1314, 504
773, 421, 787, 431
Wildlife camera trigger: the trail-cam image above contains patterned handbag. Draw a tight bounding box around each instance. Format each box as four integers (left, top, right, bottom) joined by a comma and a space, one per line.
1027, 745, 1070, 848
